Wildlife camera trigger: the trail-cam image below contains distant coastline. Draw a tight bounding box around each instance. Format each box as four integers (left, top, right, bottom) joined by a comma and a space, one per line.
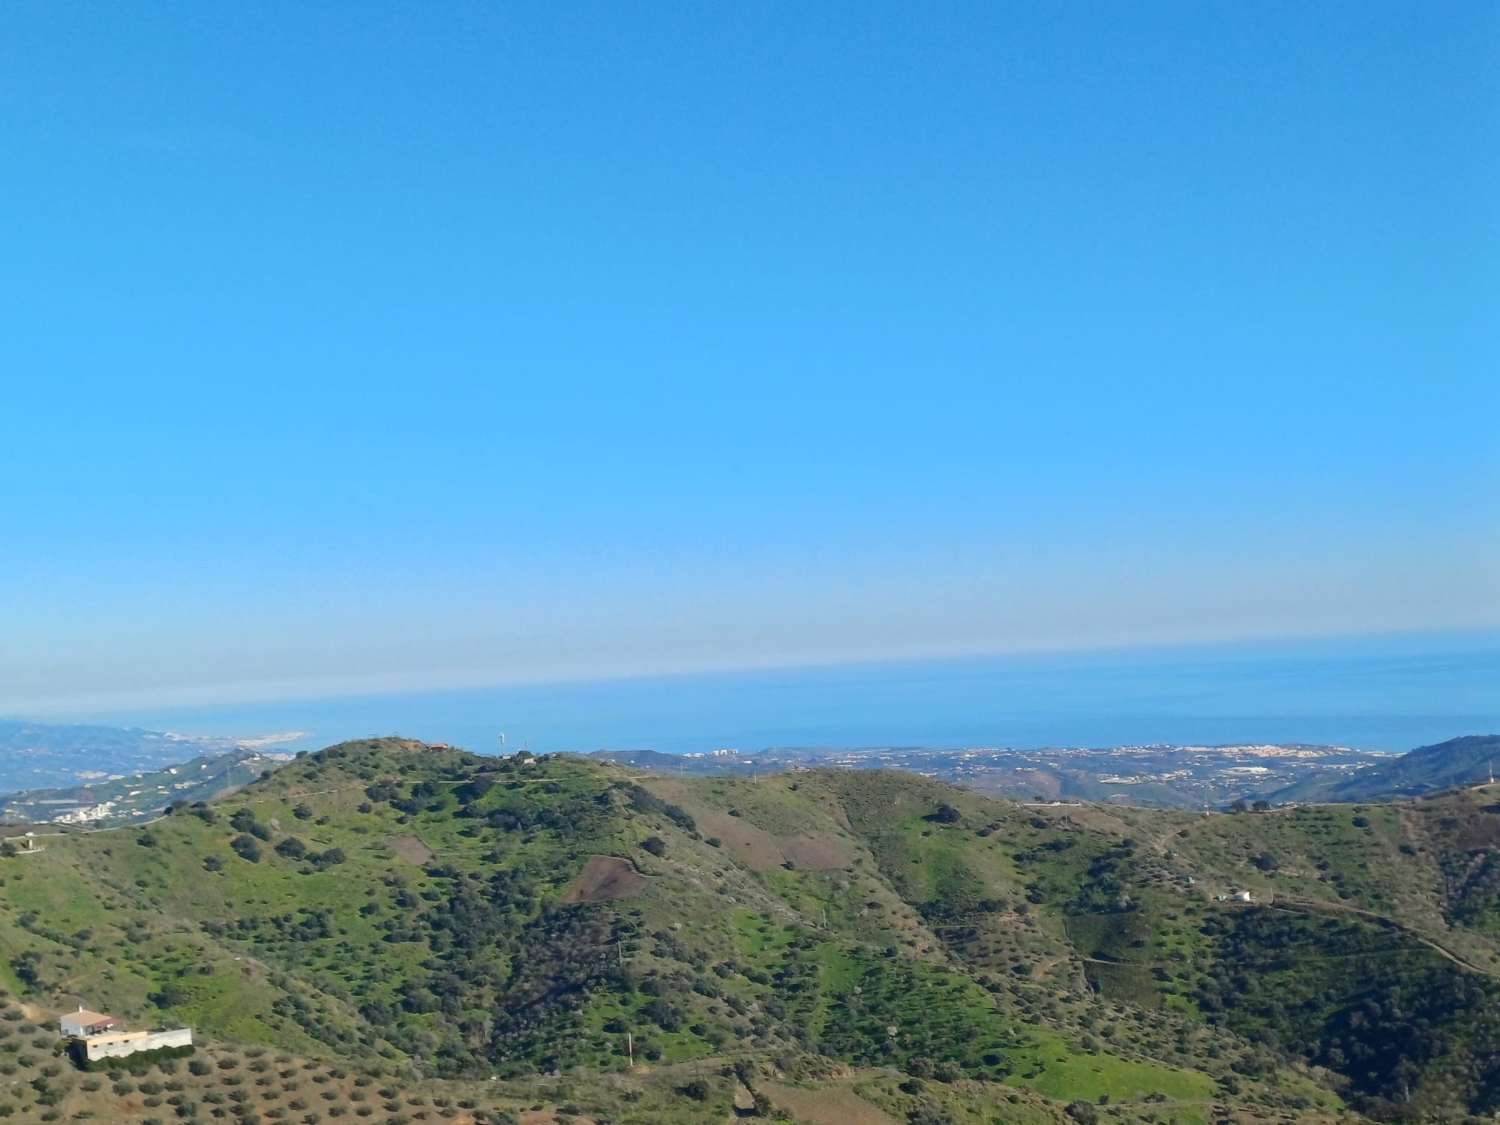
22, 631, 1497, 760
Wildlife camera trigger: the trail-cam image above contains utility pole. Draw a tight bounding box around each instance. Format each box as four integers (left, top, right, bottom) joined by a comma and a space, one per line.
627, 1031, 634, 1068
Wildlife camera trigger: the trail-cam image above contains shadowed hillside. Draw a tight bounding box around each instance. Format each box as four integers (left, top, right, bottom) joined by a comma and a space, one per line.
1273, 735, 1500, 804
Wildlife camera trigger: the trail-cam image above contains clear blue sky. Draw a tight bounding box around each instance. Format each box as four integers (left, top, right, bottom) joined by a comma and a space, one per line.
2, 3, 1496, 712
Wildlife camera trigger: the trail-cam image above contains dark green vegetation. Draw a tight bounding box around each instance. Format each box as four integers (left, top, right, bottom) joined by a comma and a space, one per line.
5, 739, 1500, 1121
1273, 735, 1500, 804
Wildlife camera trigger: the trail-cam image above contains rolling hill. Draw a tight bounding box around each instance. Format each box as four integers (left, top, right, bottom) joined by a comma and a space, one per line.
1271, 734, 1500, 804
1, 737, 1499, 1121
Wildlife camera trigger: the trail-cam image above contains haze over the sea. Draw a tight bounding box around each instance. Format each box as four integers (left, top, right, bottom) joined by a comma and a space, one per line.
32, 630, 1499, 758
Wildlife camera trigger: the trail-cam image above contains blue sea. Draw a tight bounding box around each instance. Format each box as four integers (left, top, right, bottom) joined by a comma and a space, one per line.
58, 630, 1500, 757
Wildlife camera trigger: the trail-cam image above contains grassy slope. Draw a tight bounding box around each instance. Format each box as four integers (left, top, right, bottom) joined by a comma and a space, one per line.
10, 739, 1500, 1121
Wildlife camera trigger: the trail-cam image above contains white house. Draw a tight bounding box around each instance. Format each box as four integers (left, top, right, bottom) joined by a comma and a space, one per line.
80, 1028, 193, 1063
61, 1004, 192, 1064
60, 1008, 119, 1038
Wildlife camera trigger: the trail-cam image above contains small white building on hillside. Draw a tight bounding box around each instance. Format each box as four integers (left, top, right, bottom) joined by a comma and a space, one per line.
60, 1004, 192, 1064
79, 1027, 193, 1063
60, 1008, 119, 1038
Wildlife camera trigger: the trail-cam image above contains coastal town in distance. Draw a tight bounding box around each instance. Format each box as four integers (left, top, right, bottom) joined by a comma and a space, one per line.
591, 741, 1386, 809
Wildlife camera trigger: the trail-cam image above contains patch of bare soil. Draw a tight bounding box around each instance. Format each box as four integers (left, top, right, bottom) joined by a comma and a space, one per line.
734, 1081, 758, 1111
760, 1081, 897, 1125
561, 854, 648, 903
697, 811, 852, 873
781, 834, 851, 871
698, 811, 786, 871
388, 835, 434, 865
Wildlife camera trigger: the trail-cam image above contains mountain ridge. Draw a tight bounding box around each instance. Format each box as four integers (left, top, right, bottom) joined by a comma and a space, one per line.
2, 736, 1500, 1120
1272, 734, 1500, 804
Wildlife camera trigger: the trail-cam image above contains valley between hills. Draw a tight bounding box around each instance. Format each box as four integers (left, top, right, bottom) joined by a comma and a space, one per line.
1, 738, 1499, 1123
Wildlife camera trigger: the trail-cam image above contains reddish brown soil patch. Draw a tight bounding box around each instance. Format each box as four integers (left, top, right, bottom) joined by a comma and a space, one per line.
760, 1081, 897, 1125
698, 811, 785, 871
698, 811, 851, 872
561, 855, 648, 903
388, 835, 435, 865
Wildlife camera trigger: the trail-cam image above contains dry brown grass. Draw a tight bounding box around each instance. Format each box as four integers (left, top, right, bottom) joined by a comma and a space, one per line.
559, 854, 648, 903
388, 834, 435, 864
760, 1079, 898, 1125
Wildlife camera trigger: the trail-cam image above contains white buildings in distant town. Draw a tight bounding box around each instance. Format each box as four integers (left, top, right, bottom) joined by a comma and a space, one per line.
60, 1004, 193, 1063
53, 802, 117, 825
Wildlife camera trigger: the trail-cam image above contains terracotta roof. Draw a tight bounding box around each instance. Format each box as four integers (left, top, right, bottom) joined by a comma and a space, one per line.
64, 1010, 116, 1025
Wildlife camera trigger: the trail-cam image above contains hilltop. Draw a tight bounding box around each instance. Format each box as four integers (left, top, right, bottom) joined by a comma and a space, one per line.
2, 738, 1500, 1121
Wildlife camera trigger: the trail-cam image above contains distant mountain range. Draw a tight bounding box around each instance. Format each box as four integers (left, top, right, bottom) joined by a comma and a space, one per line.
1271, 734, 1500, 804
0, 719, 302, 810
5, 720, 1492, 828
592, 741, 1392, 808
595, 737, 1500, 809
0, 746, 294, 828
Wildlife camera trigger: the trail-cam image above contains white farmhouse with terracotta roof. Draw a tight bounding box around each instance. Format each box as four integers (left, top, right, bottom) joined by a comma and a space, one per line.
60, 1007, 119, 1038
60, 1004, 193, 1064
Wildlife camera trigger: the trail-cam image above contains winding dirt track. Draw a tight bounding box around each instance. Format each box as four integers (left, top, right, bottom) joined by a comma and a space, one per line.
1262, 897, 1496, 978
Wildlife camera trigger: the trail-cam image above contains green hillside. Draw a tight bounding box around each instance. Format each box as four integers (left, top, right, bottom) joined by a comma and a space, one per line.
1272, 735, 1500, 804
5, 738, 1500, 1122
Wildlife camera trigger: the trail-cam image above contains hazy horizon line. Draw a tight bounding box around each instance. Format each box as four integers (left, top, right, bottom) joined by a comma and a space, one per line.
7, 622, 1497, 723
